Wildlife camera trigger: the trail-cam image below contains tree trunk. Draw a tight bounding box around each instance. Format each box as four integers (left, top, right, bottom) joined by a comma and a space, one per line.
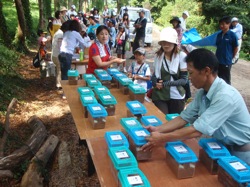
14, 0, 29, 53
0, 116, 47, 170
20, 135, 59, 187
38, 0, 45, 29
0, 0, 12, 47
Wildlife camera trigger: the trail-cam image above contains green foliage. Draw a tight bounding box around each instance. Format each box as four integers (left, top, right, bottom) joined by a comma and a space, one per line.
195, 0, 250, 60
0, 44, 26, 111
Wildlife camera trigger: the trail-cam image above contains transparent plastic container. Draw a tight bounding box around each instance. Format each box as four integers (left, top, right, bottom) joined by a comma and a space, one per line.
108, 146, 138, 183
126, 101, 147, 121
120, 118, 142, 133
98, 93, 117, 116
128, 127, 151, 161
141, 115, 163, 127
118, 77, 133, 95
166, 113, 190, 127
118, 168, 151, 187
80, 95, 98, 118
113, 72, 127, 88
96, 73, 112, 89
87, 103, 108, 129
105, 131, 129, 148
217, 156, 250, 187
128, 84, 146, 103
198, 138, 231, 174
67, 70, 79, 85
86, 79, 102, 89
165, 141, 198, 179
77, 87, 94, 96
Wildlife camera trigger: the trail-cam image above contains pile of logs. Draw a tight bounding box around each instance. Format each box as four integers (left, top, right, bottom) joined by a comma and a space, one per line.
0, 98, 59, 187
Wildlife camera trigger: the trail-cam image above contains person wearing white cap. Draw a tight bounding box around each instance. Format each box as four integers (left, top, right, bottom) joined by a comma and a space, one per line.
231, 17, 243, 64
151, 27, 188, 115
179, 10, 189, 33
67, 5, 77, 18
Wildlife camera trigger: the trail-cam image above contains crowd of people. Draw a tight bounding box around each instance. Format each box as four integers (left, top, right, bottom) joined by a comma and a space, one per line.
36, 5, 249, 166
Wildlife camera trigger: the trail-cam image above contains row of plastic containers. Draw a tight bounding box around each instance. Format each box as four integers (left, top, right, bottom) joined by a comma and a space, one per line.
68, 68, 147, 103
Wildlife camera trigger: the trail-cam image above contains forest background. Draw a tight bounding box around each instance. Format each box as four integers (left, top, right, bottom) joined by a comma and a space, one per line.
0, 0, 249, 111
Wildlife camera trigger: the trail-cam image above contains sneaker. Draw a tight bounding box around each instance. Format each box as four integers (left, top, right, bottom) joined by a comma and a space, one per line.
129, 56, 135, 59
123, 67, 127, 73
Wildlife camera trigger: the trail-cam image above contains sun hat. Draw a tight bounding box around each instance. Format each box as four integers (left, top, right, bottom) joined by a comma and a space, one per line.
170, 16, 181, 24
60, 6, 68, 12
158, 27, 178, 45
183, 11, 189, 17
134, 47, 146, 55
231, 17, 239, 22
71, 5, 76, 10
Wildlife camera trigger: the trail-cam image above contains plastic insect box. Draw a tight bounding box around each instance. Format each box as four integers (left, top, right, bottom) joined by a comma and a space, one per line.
105, 131, 129, 148
98, 93, 117, 116
128, 84, 146, 103
141, 115, 163, 127
83, 74, 96, 85
108, 146, 138, 182
118, 77, 133, 95
67, 70, 79, 85
126, 101, 147, 121
86, 78, 102, 89
166, 113, 190, 127
165, 141, 198, 179
77, 87, 94, 97
87, 103, 107, 129
96, 72, 112, 89
217, 156, 250, 187
120, 118, 142, 133
198, 138, 231, 175
112, 72, 127, 88
80, 95, 98, 118
127, 127, 151, 161
118, 168, 151, 187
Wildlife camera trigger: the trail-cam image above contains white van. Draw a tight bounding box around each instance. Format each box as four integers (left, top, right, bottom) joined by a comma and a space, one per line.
118, 7, 153, 46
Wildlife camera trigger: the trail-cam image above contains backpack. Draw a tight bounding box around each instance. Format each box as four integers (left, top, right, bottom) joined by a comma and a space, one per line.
131, 62, 152, 90
32, 51, 42, 68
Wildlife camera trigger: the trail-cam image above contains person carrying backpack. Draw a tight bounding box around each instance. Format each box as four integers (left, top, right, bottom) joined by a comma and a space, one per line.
127, 47, 151, 91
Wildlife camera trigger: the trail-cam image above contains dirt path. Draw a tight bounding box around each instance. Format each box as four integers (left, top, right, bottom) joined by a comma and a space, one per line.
0, 27, 249, 187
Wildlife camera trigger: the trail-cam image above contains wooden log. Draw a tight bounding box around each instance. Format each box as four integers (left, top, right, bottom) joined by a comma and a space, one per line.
0, 116, 47, 170
0, 98, 17, 158
20, 134, 59, 187
0, 170, 13, 178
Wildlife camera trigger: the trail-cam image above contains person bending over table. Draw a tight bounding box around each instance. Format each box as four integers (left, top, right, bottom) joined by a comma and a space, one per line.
86, 25, 125, 74
142, 48, 250, 165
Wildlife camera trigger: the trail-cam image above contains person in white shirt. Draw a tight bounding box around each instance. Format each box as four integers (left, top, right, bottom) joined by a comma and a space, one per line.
179, 11, 189, 33
151, 27, 188, 115
102, 5, 110, 25
58, 20, 90, 80
67, 5, 77, 18
231, 17, 243, 64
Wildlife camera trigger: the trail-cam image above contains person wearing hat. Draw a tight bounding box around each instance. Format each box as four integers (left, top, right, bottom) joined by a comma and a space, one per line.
127, 47, 151, 91
60, 6, 69, 23
230, 17, 243, 64
216, 16, 238, 85
67, 5, 77, 18
151, 27, 188, 115
87, 16, 100, 40
142, 48, 250, 166
130, 9, 147, 59
170, 16, 182, 48
179, 10, 189, 33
